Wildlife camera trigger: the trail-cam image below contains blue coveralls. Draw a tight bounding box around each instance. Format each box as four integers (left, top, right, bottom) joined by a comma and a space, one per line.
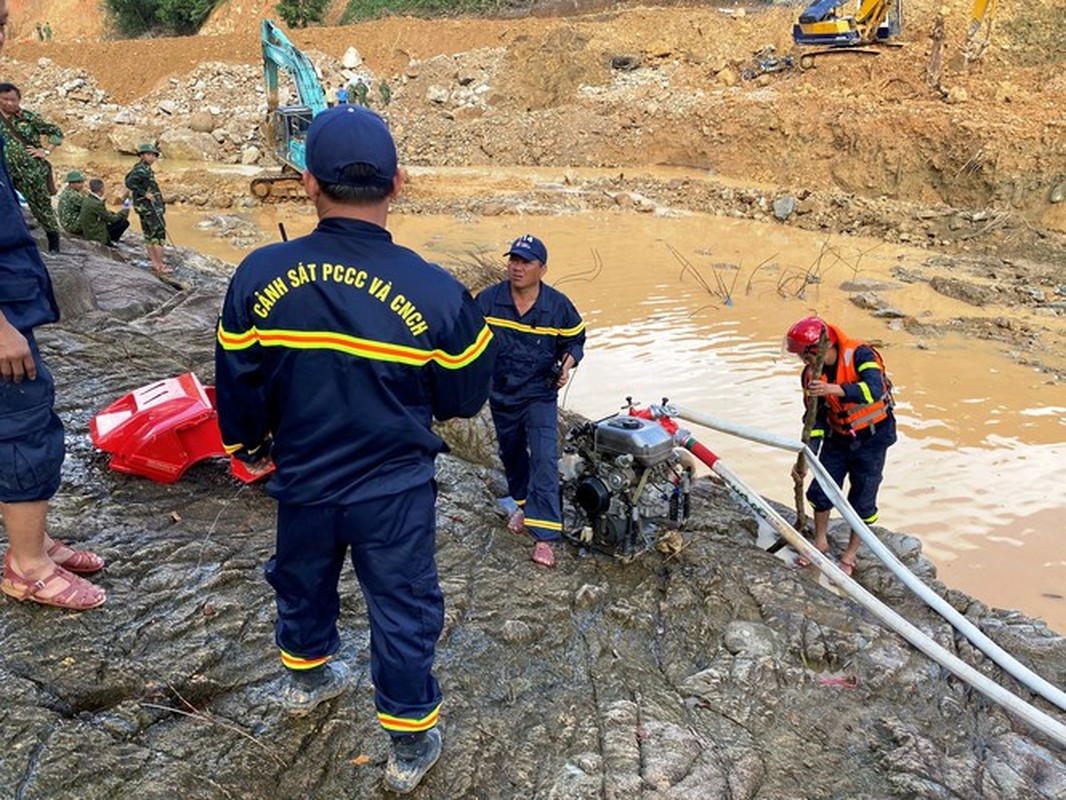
215, 218, 495, 736
475, 281, 585, 542
0, 130, 65, 504
805, 344, 896, 523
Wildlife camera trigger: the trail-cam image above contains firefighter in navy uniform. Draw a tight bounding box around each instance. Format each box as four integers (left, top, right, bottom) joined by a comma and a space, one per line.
786, 316, 896, 577
476, 235, 585, 567
214, 106, 495, 795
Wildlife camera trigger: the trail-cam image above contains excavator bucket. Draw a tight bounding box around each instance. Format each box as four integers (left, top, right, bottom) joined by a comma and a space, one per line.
90, 372, 268, 484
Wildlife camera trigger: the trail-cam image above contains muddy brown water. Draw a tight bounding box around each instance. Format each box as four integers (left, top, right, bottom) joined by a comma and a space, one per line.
144, 181, 1065, 635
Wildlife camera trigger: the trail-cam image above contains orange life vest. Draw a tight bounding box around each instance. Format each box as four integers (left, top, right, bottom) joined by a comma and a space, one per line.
809, 328, 893, 436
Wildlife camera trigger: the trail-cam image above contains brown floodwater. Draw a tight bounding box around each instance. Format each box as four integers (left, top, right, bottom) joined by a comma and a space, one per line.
153, 175, 1066, 634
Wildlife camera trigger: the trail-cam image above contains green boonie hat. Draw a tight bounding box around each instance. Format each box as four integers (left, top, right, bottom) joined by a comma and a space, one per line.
136, 143, 161, 155
66, 170, 86, 183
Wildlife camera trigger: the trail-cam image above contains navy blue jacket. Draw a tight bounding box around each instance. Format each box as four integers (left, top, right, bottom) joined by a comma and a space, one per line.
0, 131, 59, 334
475, 280, 585, 407
215, 217, 495, 505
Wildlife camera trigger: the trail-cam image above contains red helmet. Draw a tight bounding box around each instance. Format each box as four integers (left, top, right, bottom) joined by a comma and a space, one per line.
785, 316, 832, 354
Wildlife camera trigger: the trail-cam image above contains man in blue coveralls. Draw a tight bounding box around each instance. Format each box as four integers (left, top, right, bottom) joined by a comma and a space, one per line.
214, 105, 495, 794
0, 0, 106, 612
476, 235, 585, 568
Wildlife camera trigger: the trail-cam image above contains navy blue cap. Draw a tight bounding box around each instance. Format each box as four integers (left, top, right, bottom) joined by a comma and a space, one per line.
504, 234, 548, 265
305, 105, 397, 190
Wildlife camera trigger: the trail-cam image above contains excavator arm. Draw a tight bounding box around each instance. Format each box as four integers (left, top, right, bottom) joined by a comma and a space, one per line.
793, 0, 902, 47
965, 0, 997, 62
254, 20, 328, 194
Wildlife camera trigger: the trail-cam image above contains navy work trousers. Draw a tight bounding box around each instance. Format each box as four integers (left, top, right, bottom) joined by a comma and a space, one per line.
265, 481, 444, 734
0, 331, 64, 503
490, 399, 561, 541
807, 420, 897, 521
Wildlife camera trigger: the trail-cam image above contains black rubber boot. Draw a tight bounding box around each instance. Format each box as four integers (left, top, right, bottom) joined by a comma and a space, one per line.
384, 727, 442, 794
279, 660, 350, 717
46, 230, 60, 253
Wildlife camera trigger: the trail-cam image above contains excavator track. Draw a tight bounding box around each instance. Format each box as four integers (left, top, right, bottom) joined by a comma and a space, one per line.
250, 170, 305, 203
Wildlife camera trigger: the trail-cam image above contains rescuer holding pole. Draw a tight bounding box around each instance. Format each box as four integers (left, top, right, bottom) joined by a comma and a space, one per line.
786, 316, 896, 576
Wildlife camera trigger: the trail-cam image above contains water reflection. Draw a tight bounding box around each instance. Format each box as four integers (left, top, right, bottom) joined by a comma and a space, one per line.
163, 204, 1066, 632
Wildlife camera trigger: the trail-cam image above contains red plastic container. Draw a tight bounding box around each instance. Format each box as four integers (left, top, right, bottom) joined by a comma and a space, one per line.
90, 372, 268, 484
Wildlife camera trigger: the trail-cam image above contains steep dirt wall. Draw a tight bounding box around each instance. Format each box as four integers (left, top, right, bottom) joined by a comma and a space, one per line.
7, 0, 106, 42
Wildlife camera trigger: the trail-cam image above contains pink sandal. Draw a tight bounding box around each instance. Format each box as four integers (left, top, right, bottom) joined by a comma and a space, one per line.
838, 557, 856, 577
507, 509, 526, 535
2, 553, 106, 611
47, 541, 105, 574
531, 541, 555, 568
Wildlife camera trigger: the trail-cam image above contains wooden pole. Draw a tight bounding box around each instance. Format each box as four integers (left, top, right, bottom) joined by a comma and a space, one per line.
793, 329, 829, 534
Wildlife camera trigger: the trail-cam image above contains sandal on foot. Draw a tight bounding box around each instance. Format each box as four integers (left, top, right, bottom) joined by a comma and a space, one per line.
838, 557, 856, 577
151, 265, 175, 275
531, 541, 555, 568
2, 553, 106, 610
46, 541, 105, 574
796, 547, 827, 568
507, 509, 526, 535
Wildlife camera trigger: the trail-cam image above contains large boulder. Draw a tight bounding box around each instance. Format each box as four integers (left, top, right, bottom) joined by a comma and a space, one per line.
157, 128, 221, 161
188, 110, 216, 133
108, 125, 159, 155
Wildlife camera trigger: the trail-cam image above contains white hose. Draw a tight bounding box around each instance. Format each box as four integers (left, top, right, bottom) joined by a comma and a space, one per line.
665, 404, 1066, 738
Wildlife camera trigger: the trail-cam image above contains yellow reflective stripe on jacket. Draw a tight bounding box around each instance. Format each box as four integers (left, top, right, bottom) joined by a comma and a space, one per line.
378, 703, 441, 733
484, 315, 586, 337
280, 650, 331, 670
856, 360, 880, 403
217, 322, 493, 370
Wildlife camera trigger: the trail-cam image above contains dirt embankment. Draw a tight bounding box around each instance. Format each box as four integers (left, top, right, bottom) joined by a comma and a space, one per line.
3, 2, 1066, 373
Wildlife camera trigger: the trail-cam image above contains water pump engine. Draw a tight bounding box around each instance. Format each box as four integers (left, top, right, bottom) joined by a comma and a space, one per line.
560, 415, 692, 556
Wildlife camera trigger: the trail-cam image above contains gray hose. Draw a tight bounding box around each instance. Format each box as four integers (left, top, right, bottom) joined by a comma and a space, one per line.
668, 404, 1066, 718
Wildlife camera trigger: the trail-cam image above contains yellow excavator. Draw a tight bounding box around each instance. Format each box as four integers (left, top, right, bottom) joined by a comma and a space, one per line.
965, 0, 998, 63
792, 0, 902, 66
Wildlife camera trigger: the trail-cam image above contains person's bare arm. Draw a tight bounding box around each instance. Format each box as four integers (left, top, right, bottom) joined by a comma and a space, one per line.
0, 311, 35, 382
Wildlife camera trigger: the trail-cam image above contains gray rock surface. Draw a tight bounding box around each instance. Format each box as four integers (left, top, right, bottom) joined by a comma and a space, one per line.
1, 233, 1063, 798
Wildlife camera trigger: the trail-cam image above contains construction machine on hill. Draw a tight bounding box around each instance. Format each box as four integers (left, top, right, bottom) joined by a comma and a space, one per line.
792, 0, 903, 67
251, 20, 328, 200
964, 0, 997, 63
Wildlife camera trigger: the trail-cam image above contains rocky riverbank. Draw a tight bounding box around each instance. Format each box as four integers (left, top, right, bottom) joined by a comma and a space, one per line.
1, 229, 1063, 798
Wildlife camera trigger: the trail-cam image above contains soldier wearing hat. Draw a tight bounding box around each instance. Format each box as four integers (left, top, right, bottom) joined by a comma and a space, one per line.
57, 170, 86, 235
215, 105, 496, 794
0, 81, 64, 253
124, 143, 170, 273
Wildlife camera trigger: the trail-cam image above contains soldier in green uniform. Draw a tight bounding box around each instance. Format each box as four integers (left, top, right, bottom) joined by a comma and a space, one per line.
353, 79, 370, 107
0, 82, 64, 253
124, 143, 171, 274
57, 170, 86, 235
78, 178, 130, 247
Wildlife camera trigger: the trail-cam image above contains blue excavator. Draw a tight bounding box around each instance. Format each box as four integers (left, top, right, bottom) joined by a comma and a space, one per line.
792, 0, 902, 67
251, 20, 328, 199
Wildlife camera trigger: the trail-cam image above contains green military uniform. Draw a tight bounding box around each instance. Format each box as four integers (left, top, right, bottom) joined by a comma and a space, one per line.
57, 171, 86, 234
0, 108, 63, 235
353, 81, 370, 107
124, 146, 166, 245
78, 193, 129, 246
